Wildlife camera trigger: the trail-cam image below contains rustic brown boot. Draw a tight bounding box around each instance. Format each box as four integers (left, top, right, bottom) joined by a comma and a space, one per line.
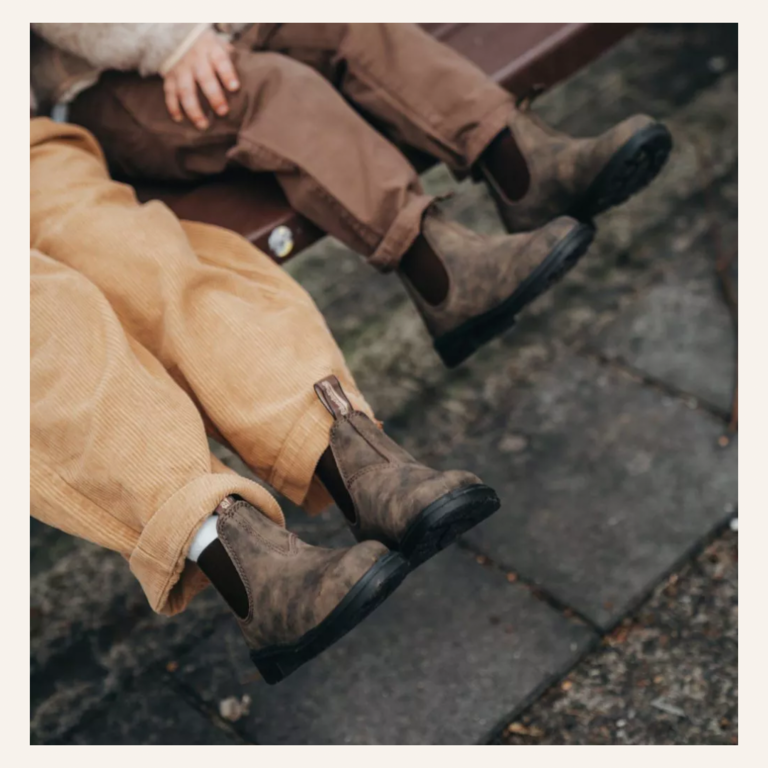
401, 211, 594, 368
213, 496, 407, 684
314, 376, 501, 568
477, 109, 672, 233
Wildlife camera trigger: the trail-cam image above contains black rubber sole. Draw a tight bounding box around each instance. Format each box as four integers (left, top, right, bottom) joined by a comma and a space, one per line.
434, 223, 595, 368
570, 122, 673, 222
250, 551, 408, 684
400, 484, 501, 569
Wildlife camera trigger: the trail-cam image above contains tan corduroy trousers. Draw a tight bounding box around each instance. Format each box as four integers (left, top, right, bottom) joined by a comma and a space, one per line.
30, 118, 374, 616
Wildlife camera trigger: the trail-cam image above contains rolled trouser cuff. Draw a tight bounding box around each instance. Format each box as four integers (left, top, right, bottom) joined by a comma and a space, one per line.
367, 193, 434, 273
131, 473, 284, 615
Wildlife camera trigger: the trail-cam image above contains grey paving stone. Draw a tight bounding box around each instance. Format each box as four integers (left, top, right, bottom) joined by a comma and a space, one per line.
174, 544, 595, 744
67, 677, 241, 745
461, 353, 737, 630
594, 216, 737, 414
30, 535, 231, 743
534, 24, 737, 137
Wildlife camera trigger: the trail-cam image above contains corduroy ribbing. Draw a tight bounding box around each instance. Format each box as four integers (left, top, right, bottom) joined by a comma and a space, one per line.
30, 119, 376, 616
31, 249, 287, 615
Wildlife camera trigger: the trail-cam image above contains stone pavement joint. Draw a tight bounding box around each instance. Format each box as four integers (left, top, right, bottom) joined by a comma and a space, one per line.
495, 529, 738, 745
586, 350, 732, 423
453, 539, 604, 634
460, 352, 736, 630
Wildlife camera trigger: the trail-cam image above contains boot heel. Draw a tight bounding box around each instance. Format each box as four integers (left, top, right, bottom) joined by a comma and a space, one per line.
434, 314, 517, 369
469, 164, 485, 183
251, 652, 300, 685
434, 330, 476, 369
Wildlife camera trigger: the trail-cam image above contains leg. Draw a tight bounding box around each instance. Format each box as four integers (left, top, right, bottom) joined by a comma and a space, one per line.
257, 24, 672, 231
30, 119, 500, 548
65, 64, 597, 369
30, 120, 504, 680
30, 248, 283, 615
254, 23, 513, 172
31, 249, 409, 679
30, 118, 371, 510
69, 51, 432, 272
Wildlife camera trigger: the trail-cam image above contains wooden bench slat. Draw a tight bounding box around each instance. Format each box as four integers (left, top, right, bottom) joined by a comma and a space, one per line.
430, 23, 573, 83
141, 171, 324, 257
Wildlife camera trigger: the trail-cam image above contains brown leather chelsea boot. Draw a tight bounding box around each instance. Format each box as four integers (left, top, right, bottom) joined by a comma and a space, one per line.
477, 109, 672, 233
212, 496, 408, 684
401, 211, 594, 368
314, 376, 501, 569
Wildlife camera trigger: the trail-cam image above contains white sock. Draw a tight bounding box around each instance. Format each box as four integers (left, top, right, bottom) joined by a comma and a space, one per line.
187, 515, 219, 562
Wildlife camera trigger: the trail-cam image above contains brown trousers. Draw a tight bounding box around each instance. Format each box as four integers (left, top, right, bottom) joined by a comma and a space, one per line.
30, 118, 374, 616
69, 23, 513, 272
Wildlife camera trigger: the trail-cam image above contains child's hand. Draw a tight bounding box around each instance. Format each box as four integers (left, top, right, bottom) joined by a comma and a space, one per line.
163, 29, 240, 130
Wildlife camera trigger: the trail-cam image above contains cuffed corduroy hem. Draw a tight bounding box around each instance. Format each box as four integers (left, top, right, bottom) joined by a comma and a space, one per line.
462, 98, 515, 170
130, 472, 284, 616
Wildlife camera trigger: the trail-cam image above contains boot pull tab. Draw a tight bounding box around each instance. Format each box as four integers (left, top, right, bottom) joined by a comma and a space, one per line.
314, 375, 353, 420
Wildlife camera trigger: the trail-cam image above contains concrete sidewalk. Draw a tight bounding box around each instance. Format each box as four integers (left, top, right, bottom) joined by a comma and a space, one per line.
30, 23, 737, 745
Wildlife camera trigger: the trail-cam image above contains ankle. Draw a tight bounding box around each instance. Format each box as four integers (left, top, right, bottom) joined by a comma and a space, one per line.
315, 446, 357, 523
479, 127, 530, 202
193, 497, 249, 618
398, 233, 449, 306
